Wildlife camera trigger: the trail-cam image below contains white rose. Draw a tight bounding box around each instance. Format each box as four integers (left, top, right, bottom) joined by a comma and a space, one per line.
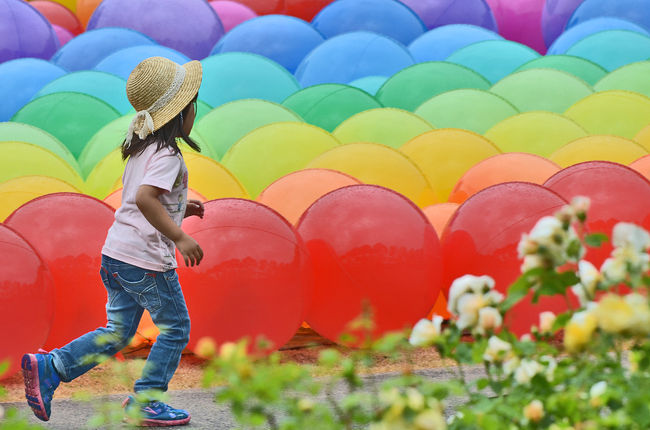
483, 336, 512, 363
518, 233, 539, 258
456, 293, 486, 330
601, 257, 627, 283
448, 275, 495, 314
520, 333, 533, 342
523, 400, 544, 423
570, 284, 589, 308
570, 196, 590, 216
409, 315, 443, 347
540, 355, 557, 382
414, 409, 447, 430
484, 290, 504, 305
578, 260, 601, 294
406, 388, 425, 411
514, 359, 543, 385
539, 311, 556, 334
521, 254, 546, 272
589, 381, 607, 399
503, 357, 520, 376
612, 222, 650, 251
476, 307, 502, 335
529, 216, 563, 244
625, 293, 650, 335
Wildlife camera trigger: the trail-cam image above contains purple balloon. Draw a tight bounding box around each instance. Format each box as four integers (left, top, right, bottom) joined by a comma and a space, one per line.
210, 1, 258, 33
0, 0, 60, 63
485, 0, 547, 54
541, 0, 584, 48
398, 0, 497, 31
87, 0, 224, 60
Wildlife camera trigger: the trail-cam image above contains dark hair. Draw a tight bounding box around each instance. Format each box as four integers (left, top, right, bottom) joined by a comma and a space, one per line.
121, 98, 200, 160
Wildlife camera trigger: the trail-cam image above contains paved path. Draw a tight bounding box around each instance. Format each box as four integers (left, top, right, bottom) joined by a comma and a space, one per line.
2, 366, 485, 429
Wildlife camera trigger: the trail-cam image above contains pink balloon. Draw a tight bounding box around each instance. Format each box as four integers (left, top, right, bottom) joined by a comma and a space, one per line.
209, 1, 258, 33
484, 0, 547, 54
52, 24, 74, 46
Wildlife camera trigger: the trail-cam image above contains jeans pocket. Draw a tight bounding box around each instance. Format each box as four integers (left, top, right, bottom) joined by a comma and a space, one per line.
113, 268, 162, 312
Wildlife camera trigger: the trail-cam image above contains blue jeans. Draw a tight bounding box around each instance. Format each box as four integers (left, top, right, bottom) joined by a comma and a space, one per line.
50, 255, 191, 394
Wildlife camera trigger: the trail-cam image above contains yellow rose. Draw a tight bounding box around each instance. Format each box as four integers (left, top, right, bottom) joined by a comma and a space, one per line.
194, 336, 217, 359
523, 400, 544, 423
594, 294, 634, 334
415, 409, 447, 430
564, 311, 597, 353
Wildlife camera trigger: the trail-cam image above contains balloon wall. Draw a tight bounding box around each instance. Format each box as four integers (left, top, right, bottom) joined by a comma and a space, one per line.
1, 0, 650, 375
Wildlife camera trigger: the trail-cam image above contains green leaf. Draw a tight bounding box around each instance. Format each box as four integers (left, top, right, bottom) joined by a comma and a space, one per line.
585, 233, 608, 247
476, 378, 489, 390
502, 274, 533, 311
552, 312, 572, 332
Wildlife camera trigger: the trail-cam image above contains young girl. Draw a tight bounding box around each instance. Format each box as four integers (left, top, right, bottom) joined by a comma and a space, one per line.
21, 56, 205, 427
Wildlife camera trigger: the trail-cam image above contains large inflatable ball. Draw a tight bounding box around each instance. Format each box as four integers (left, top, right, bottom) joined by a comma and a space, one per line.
0, 0, 60, 62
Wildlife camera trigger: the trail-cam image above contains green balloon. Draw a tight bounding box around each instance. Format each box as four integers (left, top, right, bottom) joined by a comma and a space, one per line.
79, 115, 213, 178
0, 122, 80, 172
282, 84, 381, 132
414, 89, 519, 134
195, 100, 212, 122
195, 99, 302, 160
515, 55, 607, 86
491, 69, 593, 113
12, 92, 120, 159
376, 62, 490, 111
595, 61, 650, 98
333, 108, 433, 148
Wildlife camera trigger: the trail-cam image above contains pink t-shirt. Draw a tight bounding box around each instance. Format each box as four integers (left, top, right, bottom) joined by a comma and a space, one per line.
102, 144, 188, 272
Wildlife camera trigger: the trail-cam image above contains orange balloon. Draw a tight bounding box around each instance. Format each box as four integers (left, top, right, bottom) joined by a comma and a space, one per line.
256, 168, 361, 225
104, 188, 207, 210
448, 153, 561, 204
422, 203, 459, 238
630, 155, 650, 180
75, 0, 102, 28
428, 294, 451, 320
636, 124, 650, 152
129, 310, 159, 349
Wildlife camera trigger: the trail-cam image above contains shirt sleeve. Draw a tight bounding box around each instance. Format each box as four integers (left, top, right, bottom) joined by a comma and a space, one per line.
140, 148, 181, 193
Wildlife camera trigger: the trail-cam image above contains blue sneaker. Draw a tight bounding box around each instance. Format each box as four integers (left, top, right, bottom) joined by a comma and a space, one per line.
122, 395, 191, 427
21, 353, 60, 421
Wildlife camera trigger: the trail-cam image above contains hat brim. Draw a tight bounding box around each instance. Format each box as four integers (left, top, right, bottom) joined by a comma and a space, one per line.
151, 60, 203, 132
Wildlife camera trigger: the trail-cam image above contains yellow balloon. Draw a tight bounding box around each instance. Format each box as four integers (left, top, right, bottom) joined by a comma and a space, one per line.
564, 90, 650, 138
635, 124, 650, 152
549, 135, 648, 167
0, 141, 84, 190
31, 0, 76, 12
485, 112, 588, 156
183, 152, 248, 200
0, 175, 81, 221
400, 129, 501, 201
333, 108, 434, 148
222, 122, 341, 197
85, 148, 125, 199
306, 142, 436, 207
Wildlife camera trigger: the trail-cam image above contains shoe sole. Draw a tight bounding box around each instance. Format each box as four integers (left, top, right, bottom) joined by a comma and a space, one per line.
124, 416, 191, 427
21, 354, 49, 421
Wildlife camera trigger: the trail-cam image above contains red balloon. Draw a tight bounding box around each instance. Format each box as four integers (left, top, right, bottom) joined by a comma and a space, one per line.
229, 0, 283, 15
179, 199, 311, 353
544, 161, 650, 268
441, 182, 574, 336
296, 185, 442, 345
0, 224, 54, 379
30, 0, 84, 35
5, 193, 115, 349
285, 0, 335, 21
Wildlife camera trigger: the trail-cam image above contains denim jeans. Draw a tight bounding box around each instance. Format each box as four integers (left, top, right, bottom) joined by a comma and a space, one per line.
50, 255, 191, 394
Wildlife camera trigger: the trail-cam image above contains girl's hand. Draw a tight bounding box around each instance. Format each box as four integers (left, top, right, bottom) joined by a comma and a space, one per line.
185, 199, 204, 219
175, 233, 204, 266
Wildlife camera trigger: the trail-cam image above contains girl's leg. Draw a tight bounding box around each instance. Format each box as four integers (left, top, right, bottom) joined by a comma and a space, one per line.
49, 256, 144, 382
134, 269, 190, 394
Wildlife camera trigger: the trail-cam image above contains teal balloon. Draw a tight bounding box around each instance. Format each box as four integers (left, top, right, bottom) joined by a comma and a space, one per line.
414, 89, 518, 134
515, 55, 607, 85
12, 92, 121, 159
594, 61, 650, 98
565, 30, 650, 71
195, 100, 211, 121
194, 99, 302, 159
376, 61, 490, 111
348, 76, 388, 95
283, 84, 382, 132
34, 71, 131, 114
200, 53, 299, 108
0, 121, 80, 172
446, 40, 540, 83
490, 69, 593, 113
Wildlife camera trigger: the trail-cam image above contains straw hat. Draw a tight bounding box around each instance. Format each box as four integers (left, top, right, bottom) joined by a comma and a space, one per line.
124, 56, 202, 146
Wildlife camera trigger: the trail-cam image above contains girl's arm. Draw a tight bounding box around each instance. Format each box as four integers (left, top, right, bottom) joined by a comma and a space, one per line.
136, 184, 204, 266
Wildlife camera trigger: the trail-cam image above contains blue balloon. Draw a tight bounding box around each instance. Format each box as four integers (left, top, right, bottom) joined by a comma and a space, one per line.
93, 45, 191, 80
549, 17, 649, 55
312, 0, 426, 45
567, 0, 650, 33
34, 71, 131, 114
398, 0, 497, 31
0, 58, 66, 121
211, 15, 324, 73
295, 32, 414, 87
51, 27, 157, 72
409, 24, 502, 63
565, 30, 650, 71
348, 76, 389, 95
200, 53, 300, 108
446, 40, 540, 84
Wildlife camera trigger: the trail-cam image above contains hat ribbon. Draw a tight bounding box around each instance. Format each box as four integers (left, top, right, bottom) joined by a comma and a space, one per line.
125, 65, 187, 148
